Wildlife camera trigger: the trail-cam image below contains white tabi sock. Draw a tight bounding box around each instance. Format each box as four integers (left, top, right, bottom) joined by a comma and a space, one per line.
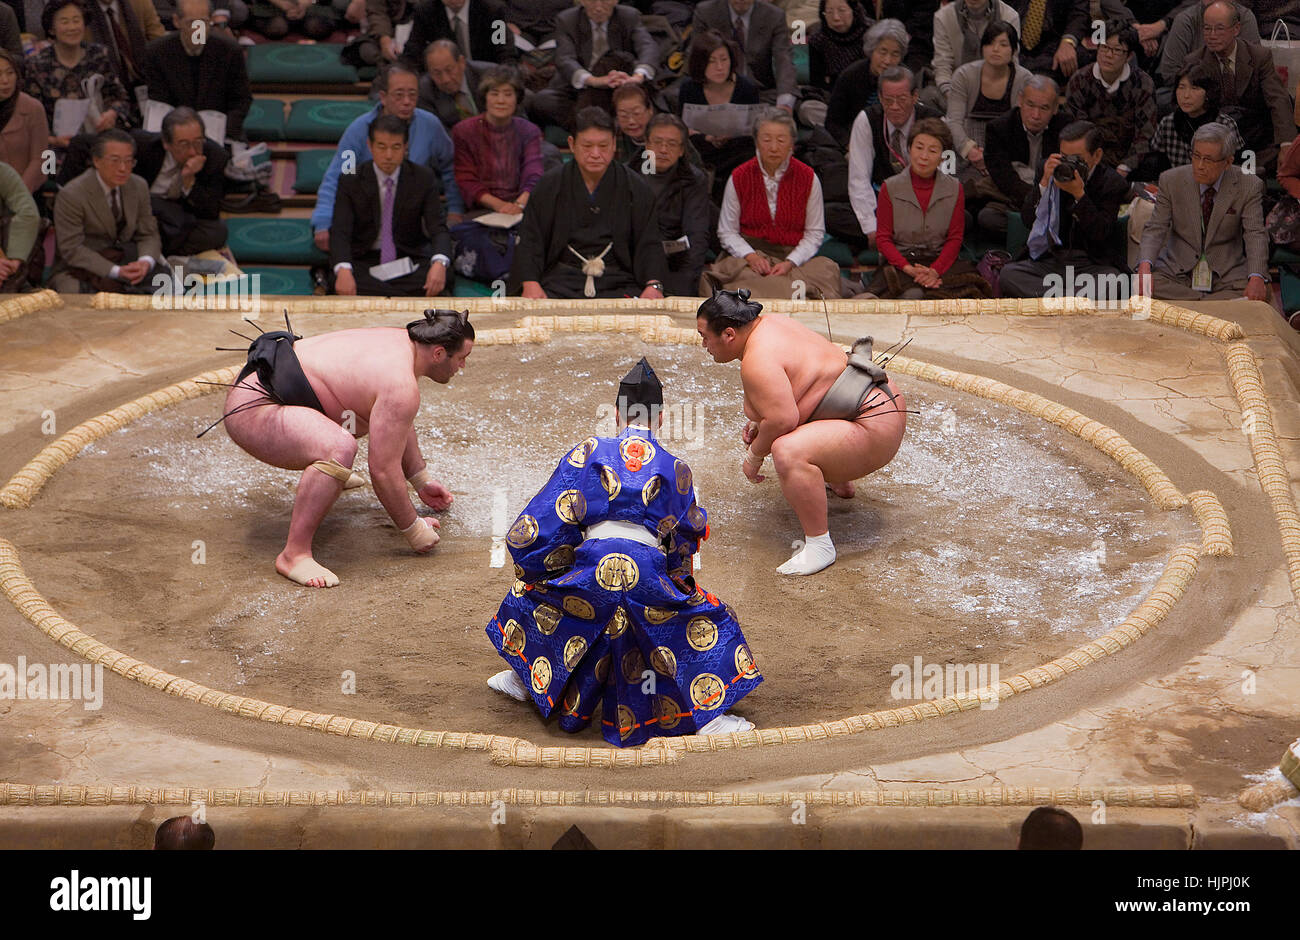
487, 669, 529, 702
698, 713, 754, 735
777, 532, 836, 576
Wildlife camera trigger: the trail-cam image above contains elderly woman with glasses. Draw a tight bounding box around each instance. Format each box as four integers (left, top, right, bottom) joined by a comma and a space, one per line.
824, 17, 908, 146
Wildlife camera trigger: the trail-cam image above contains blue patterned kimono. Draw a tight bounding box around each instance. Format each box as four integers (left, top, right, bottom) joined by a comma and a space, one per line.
487, 425, 762, 747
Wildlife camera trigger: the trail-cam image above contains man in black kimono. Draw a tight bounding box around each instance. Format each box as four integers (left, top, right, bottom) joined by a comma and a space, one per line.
512, 107, 667, 299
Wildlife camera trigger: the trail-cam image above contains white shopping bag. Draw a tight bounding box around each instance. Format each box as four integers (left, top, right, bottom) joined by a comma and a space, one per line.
1265, 20, 1300, 98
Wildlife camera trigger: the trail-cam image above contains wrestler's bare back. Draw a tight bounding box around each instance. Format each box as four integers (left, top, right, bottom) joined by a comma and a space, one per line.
291, 328, 421, 435
740, 316, 905, 427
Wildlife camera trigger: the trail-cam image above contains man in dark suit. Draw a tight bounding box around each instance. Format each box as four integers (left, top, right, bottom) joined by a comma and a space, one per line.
981, 75, 1069, 234
691, 0, 796, 110
84, 0, 165, 102
526, 0, 659, 131
49, 129, 163, 294
1011, 0, 1093, 82
1137, 121, 1269, 301
330, 114, 453, 297
998, 120, 1132, 300
136, 107, 228, 257
402, 0, 518, 69
635, 114, 710, 296
142, 0, 254, 141
1185, 1, 1295, 174
417, 40, 491, 129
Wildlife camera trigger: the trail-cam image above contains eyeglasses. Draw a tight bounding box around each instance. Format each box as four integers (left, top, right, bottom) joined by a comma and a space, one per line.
1190, 151, 1228, 165
648, 137, 683, 149
99, 156, 136, 167
1097, 43, 1129, 54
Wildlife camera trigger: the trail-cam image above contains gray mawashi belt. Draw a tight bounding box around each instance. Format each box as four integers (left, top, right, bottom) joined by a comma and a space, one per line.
808, 336, 897, 423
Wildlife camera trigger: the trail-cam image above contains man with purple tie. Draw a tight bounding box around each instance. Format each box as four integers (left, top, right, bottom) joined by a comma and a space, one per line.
329, 114, 453, 297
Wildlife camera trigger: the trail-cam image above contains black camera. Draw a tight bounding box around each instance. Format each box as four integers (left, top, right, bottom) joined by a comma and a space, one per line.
1053, 154, 1088, 184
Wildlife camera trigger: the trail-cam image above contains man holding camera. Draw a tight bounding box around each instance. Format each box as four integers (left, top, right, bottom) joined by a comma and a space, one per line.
997, 120, 1131, 300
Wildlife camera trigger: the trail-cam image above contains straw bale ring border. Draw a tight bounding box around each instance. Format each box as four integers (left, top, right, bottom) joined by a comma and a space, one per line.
0, 297, 1279, 776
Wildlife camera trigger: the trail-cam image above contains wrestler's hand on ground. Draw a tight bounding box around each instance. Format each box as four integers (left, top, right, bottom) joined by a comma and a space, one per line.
742, 457, 765, 484
401, 516, 441, 553
424, 260, 447, 297
521, 280, 547, 299
767, 260, 794, 277
334, 268, 357, 295
416, 479, 454, 511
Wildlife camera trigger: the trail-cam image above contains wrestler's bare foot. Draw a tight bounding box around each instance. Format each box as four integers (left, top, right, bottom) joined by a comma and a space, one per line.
276, 551, 339, 588
827, 481, 855, 499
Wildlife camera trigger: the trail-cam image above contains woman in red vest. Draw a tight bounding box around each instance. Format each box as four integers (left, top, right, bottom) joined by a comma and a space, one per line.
702, 107, 844, 300
859, 117, 993, 299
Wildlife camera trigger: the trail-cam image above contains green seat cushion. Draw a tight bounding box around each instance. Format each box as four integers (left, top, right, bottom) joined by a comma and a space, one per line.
452, 277, 497, 297
1006, 211, 1029, 258
817, 236, 855, 266
246, 43, 359, 84
226, 218, 326, 265
238, 266, 317, 296
244, 98, 286, 141
792, 42, 810, 86
543, 124, 569, 148
285, 99, 372, 142
293, 149, 334, 194
856, 248, 879, 265
1272, 245, 1300, 265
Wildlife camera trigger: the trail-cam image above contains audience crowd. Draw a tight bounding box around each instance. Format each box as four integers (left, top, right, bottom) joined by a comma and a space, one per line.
0, 0, 1292, 305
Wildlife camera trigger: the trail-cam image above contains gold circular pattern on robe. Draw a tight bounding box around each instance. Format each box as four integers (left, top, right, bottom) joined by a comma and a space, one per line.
562, 596, 595, 621
554, 489, 587, 525
617, 704, 637, 741
621, 646, 646, 684
690, 673, 726, 711
561, 685, 581, 717
650, 645, 677, 678
656, 515, 677, 538
605, 605, 629, 637
619, 436, 656, 465
502, 619, 526, 657
599, 464, 621, 500
506, 514, 538, 549
687, 504, 705, 530
595, 552, 640, 592
533, 602, 562, 635
510, 580, 526, 598
513, 564, 525, 579
644, 606, 677, 625
734, 643, 759, 679
655, 694, 683, 730
659, 576, 679, 596
563, 635, 588, 670
594, 654, 611, 684
530, 656, 552, 694
567, 437, 598, 467
686, 616, 718, 652
544, 544, 575, 570
641, 475, 662, 506
674, 459, 692, 495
